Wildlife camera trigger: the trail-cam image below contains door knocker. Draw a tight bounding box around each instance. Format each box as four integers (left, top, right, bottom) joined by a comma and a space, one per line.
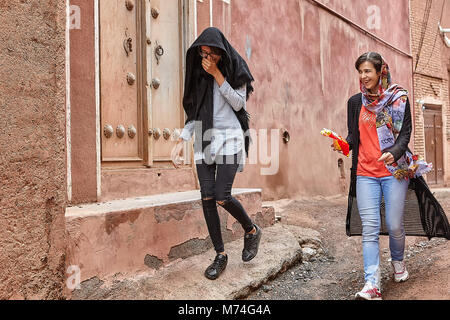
123, 37, 133, 56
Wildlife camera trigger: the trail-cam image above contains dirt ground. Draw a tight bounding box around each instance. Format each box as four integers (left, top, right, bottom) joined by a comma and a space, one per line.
246, 194, 450, 300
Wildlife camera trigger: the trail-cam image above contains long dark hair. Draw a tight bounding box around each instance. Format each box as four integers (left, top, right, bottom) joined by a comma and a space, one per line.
355, 52, 383, 72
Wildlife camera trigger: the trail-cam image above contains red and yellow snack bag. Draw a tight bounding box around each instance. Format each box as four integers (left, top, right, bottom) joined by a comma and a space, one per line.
321, 128, 350, 157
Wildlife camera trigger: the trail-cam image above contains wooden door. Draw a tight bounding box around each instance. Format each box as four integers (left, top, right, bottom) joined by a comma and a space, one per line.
100, 0, 143, 166
146, 0, 184, 165
424, 107, 444, 185
100, 0, 185, 168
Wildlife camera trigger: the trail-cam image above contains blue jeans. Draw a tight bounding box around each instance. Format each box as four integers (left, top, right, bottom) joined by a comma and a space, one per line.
356, 175, 409, 287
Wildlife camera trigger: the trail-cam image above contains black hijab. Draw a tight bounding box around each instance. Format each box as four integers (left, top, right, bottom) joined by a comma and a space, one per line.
182, 27, 254, 160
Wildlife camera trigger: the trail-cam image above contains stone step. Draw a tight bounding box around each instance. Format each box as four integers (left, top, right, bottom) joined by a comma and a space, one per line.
70, 224, 316, 300
65, 188, 275, 285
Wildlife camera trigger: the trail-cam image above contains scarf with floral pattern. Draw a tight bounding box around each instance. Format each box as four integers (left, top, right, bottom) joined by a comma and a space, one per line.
360, 59, 432, 180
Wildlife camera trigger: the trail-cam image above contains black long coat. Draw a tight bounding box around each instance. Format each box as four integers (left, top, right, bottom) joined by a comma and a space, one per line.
345, 93, 450, 239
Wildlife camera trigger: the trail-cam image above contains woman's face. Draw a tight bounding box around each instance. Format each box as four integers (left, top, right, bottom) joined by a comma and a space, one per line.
358, 61, 381, 93
199, 46, 221, 64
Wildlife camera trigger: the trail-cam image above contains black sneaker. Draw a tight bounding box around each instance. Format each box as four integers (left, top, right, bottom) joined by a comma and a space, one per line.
204, 254, 228, 280
242, 224, 262, 262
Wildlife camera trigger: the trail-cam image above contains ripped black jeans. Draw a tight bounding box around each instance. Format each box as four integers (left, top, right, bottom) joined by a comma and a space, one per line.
196, 152, 254, 253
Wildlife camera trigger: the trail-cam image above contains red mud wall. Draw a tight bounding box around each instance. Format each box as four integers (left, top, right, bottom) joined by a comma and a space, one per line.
0, 0, 67, 299
68, 0, 98, 204
197, 0, 413, 199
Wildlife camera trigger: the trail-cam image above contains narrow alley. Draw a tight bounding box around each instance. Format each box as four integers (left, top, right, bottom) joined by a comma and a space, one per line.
246, 192, 450, 300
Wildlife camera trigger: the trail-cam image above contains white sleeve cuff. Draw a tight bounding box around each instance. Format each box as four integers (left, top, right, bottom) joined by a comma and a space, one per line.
180, 120, 195, 141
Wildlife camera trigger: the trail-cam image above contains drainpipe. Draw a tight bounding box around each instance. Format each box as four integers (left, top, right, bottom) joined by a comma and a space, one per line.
438, 22, 450, 48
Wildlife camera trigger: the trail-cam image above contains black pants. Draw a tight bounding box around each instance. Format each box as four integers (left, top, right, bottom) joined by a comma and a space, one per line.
196, 152, 254, 253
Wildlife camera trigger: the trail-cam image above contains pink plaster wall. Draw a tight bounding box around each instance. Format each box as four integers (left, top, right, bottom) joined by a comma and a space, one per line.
313, 0, 411, 54
197, 0, 413, 200
197, 0, 212, 36
68, 0, 414, 203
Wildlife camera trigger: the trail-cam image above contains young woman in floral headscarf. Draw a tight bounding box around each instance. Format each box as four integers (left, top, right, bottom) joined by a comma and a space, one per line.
338, 52, 449, 300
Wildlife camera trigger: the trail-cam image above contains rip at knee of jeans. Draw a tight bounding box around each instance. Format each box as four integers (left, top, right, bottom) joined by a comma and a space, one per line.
201, 191, 215, 201
202, 197, 216, 205
216, 199, 231, 207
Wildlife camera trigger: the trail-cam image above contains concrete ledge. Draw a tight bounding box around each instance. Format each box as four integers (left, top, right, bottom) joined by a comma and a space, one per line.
71, 224, 315, 300
66, 188, 262, 218
65, 189, 272, 286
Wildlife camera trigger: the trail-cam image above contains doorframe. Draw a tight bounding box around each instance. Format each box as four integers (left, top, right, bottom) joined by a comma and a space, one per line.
140, 0, 151, 166
94, 0, 101, 198
182, 0, 197, 166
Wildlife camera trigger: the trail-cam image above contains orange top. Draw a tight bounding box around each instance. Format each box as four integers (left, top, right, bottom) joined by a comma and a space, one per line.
357, 105, 391, 178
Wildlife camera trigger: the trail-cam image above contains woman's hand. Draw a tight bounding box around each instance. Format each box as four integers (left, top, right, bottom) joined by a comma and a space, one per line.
378, 152, 395, 165
202, 56, 225, 86
201, 56, 218, 75
171, 138, 185, 169
330, 140, 343, 154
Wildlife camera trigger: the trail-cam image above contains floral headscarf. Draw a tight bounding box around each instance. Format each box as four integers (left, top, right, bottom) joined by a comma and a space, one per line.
360, 58, 432, 180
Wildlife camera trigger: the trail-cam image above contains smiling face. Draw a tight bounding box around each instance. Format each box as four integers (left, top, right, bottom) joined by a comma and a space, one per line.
358, 61, 381, 94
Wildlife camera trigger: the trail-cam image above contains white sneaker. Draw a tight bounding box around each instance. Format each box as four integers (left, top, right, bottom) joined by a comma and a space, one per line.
391, 260, 409, 282
355, 282, 382, 300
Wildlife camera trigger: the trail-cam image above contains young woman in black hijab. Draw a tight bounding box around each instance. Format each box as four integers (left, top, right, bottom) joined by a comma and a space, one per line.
171, 27, 261, 280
